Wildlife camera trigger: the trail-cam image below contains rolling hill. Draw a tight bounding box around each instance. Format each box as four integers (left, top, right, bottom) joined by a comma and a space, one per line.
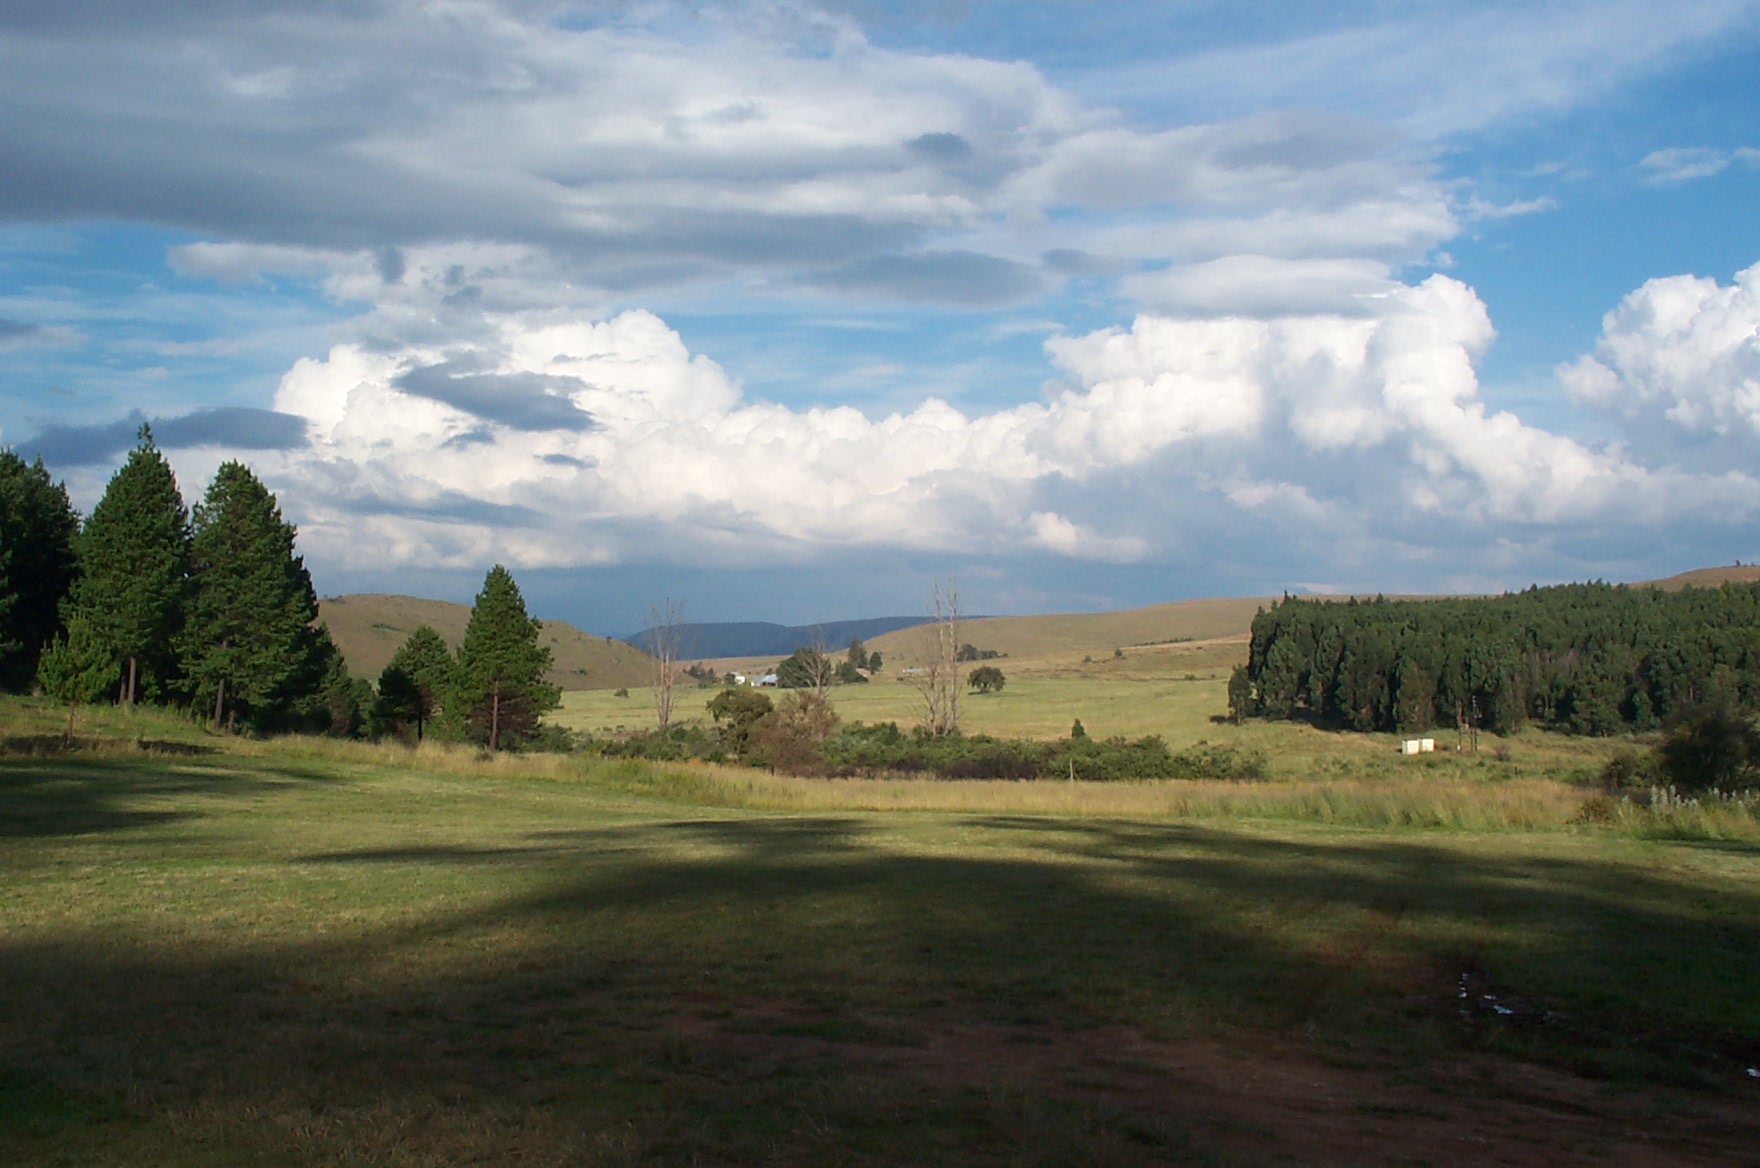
1642, 564, 1760, 590
317, 594, 654, 691
863, 596, 1271, 666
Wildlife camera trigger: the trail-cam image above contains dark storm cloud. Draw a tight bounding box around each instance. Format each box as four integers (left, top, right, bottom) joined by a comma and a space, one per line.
394, 360, 596, 432
810, 250, 1043, 305
19, 407, 308, 466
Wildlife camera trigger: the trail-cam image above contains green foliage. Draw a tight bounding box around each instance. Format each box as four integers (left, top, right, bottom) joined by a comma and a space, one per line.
64, 426, 190, 703
306, 632, 373, 737
1070, 718, 1086, 740
0, 452, 79, 691
956, 643, 1000, 662
1226, 664, 1256, 723
35, 611, 120, 741
706, 687, 772, 753
455, 565, 557, 750
751, 690, 840, 774
180, 463, 321, 730
845, 637, 870, 671
867, 650, 882, 672
376, 625, 454, 740
967, 664, 1005, 693
774, 645, 831, 689
834, 656, 869, 684
1243, 583, 1760, 737
817, 724, 1266, 782
1658, 704, 1760, 793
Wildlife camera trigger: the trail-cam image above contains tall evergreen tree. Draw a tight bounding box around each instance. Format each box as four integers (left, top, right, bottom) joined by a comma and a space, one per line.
0, 451, 80, 691
376, 625, 454, 741
181, 462, 320, 730
455, 566, 556, 750
65, 426, 189, 705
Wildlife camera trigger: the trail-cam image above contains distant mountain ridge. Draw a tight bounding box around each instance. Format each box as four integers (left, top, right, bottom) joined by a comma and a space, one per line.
623, 617, 932, 660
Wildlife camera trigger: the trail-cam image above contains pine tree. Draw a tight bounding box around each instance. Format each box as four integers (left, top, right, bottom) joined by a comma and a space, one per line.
376, 625, 454, 741
455, 566, 556, 750
181, 462, 319, 730
65, 426, 190, 705
37, 611, 120, 745
0, 451, 80, 691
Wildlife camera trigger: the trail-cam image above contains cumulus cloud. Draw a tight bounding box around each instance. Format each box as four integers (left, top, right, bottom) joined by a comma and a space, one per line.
1560, 261, 1760, 460
230, 276, 1758, 574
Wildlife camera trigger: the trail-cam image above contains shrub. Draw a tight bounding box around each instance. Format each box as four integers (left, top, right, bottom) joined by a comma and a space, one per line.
967, 665, 1005, 693
752, 690, 840, 774
1658, 704, 1760, 793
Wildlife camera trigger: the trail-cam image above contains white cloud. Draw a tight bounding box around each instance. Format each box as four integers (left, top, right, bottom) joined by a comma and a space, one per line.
247, 273, 1759, 574
1639, 146, 1760, 184
1085, 1, 1753, 140
1560, 261, 1760, 455
1, 3, 1471, 319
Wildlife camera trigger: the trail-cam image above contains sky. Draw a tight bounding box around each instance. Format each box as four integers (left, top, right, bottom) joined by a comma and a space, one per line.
3, 0, 1760, 634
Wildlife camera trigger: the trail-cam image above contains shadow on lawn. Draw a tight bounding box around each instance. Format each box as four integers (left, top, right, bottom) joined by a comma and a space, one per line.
4, 808, 1760, 1163
0, 755, 317, 839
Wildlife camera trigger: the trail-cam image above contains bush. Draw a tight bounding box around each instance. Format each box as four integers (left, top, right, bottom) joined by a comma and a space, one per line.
751, 691, 840, 774
1659, 704, 1760, 793
967, 665, 1005, 693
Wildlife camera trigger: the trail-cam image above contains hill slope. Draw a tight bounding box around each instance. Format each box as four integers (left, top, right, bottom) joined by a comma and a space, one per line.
865, 596, 1270, 665
1643, 564, 1760, 590
318, 594, 654, 691
625, 616, 927, 659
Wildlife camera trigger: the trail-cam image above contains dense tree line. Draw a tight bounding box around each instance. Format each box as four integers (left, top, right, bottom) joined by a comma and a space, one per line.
1233, 583, 1760, 736
2, 428, 556, 748
0, 428, 360, 732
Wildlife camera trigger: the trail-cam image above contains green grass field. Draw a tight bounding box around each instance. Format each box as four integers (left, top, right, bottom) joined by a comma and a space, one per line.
4, 695, 1759, 1166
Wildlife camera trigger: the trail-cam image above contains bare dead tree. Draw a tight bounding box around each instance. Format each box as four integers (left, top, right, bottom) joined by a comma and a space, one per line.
645, 597, 685, 732
909, 579, 961, 735
805, 626, 834, 697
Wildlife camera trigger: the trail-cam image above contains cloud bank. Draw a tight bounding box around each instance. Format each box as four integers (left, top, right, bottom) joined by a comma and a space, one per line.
251, 272, 1760, 578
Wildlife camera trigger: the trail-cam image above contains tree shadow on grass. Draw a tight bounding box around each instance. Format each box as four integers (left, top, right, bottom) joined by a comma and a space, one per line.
4, 811, 1760, 1164
0, 755, 335, 839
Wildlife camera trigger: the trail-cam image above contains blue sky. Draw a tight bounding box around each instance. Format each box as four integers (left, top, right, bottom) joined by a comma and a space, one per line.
3, 1, 1760, 633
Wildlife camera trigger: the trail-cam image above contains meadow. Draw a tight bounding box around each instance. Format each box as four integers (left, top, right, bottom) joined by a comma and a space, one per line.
4, 655, 1760, 1165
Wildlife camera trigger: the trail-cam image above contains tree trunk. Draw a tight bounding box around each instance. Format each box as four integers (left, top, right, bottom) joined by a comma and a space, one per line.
127, 656, 137, 707
213, 676, 226, 729
489, 683, 500, 751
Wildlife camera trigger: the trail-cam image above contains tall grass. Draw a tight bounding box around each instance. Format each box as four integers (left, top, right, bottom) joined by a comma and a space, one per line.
11, 710, 1756, 840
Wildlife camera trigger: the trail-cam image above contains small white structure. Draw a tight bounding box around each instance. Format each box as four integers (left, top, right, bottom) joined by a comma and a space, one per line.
752, 672, 779, 687
1400, 738, 1436, 755
730, 673, 747, 685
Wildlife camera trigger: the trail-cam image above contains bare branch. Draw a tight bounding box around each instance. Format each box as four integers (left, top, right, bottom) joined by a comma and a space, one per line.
645, 596, 685, 732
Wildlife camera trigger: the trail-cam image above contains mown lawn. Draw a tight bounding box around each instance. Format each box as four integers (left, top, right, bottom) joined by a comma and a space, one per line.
3, 719, 1758, 1165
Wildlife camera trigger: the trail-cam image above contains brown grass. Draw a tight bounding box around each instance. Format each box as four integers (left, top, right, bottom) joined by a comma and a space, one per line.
317, 593, 654, 690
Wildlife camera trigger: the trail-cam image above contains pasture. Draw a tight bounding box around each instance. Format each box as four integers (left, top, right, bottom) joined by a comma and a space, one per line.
3, 695, 1759, 1166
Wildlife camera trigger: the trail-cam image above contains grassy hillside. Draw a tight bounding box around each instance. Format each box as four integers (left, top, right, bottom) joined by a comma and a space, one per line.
1644, 563, 1760, 589
317, 593, 654, 691
865, 595, 1269, 666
